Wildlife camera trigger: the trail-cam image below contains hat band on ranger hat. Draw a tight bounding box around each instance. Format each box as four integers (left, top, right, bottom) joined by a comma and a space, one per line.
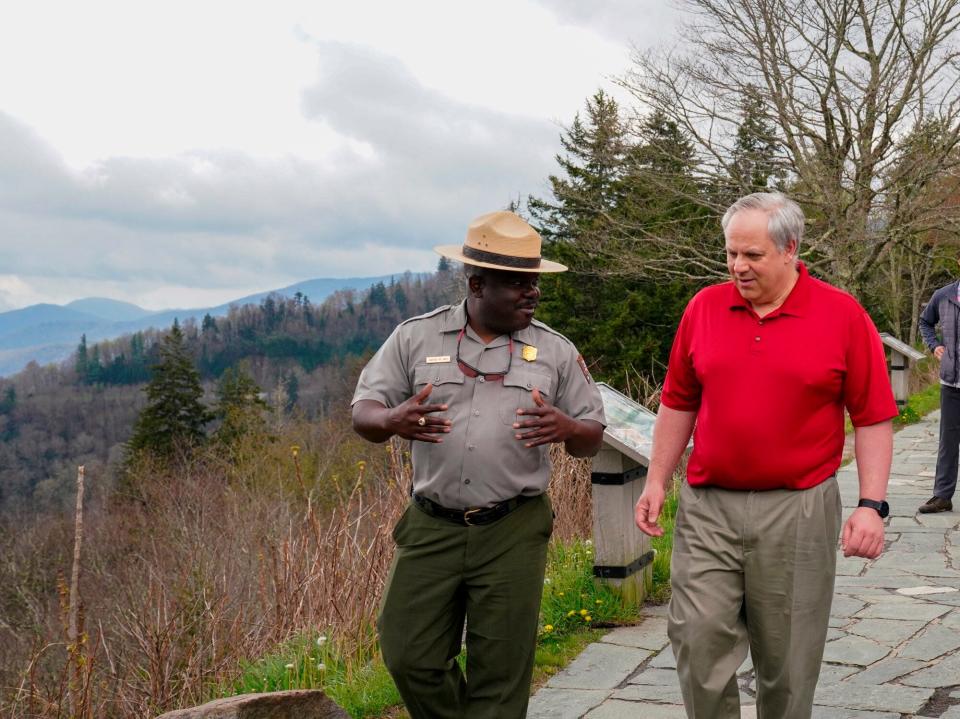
461, 245, 542, 269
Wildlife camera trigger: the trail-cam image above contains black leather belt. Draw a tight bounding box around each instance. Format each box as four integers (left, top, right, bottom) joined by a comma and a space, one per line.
413, 493, 535, 526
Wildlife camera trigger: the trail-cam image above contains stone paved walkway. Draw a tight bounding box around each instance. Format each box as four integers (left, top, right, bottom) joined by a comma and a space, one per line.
529, 411, 960, 718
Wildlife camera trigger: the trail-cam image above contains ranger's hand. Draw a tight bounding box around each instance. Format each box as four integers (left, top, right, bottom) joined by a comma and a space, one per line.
513, 388, 576, 448
935, 346, 946, 361
387, 384, 451, 443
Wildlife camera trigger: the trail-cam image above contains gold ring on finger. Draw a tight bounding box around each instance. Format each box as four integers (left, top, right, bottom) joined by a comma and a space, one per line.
417, 416, 427, 427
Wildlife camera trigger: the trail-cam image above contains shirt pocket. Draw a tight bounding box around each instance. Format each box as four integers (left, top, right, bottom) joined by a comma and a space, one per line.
497, 368, 554, 425
413, 363, 465, 407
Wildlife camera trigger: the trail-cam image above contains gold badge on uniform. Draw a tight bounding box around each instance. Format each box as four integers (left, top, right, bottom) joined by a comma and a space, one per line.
521, 346, 538, 362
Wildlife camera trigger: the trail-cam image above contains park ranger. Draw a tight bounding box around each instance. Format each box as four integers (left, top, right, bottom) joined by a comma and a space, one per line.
351, 210, 605, 719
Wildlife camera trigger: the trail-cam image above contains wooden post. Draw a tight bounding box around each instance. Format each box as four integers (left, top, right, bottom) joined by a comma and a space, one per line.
878, 333, 925, 408
591, 446, 652, 604
888, 347, 910, 407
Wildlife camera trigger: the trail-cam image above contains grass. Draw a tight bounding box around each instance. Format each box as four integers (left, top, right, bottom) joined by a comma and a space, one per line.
536, 538, 645, 676
224, 532, 667, 717
226, 632, 400, 719
895, 381, 940, 426
649, 480, 680, 604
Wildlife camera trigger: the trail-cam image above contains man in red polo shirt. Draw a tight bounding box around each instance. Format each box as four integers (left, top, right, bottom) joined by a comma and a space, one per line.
635, 192, 896, 719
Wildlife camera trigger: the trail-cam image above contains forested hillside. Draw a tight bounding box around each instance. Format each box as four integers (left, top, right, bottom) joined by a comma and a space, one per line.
0, 270, 461, 512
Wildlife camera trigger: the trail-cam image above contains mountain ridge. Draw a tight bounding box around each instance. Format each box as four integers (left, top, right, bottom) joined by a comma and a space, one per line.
0, 273, 418, 376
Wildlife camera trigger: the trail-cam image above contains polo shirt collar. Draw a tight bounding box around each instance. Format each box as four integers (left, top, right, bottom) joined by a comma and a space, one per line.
728, 261, 811, 319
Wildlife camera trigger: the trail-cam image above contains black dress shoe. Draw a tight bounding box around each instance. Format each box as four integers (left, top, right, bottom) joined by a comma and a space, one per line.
918, 496, 953, 513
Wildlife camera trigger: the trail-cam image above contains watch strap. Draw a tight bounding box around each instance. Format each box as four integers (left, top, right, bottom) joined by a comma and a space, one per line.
857, 498, 889, 517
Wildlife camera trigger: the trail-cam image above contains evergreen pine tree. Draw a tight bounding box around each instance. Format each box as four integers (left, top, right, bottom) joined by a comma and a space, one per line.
529, 94, 702, 388
75, 335, 89, 383
728, 86, 783, 195
0, 385, 14, 414
529, 89, 628, 244
201, 313, 217, 334
283, 371, 299, 413
213, 365, 269, 445
128, 321, 210, 458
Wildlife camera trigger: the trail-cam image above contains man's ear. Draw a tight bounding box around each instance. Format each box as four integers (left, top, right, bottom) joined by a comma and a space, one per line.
784, 238, 798, 263
468, 274, 484, 297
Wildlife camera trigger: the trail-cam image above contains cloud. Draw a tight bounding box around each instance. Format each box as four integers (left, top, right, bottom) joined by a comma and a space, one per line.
0, 276, 43, 312
300, 41, 558, 224
0, 43, 563, 310
532, 0, 681, 49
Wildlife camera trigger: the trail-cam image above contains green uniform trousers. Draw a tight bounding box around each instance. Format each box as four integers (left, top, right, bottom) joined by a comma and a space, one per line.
378, 494, 553, 719
668, 478, 842, 719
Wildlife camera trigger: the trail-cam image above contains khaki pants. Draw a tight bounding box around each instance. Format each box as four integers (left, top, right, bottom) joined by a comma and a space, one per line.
378, 494, 553, 719
669, 478, 842, 719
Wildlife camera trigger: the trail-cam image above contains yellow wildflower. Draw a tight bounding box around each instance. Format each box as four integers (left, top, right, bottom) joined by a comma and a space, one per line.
585, 615, 592, 622
544, 624, 554, 633
579, 609, 588, 616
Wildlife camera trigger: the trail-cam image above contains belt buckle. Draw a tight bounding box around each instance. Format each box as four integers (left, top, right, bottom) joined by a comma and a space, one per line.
463, 507, 482, 526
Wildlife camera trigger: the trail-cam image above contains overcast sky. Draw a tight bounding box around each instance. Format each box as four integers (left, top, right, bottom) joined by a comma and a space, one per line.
0, 0, 679, 311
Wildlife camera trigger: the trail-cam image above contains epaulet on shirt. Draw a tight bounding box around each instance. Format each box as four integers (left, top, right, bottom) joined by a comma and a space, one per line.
398, 305, 453, 327
529, 318, 576, 347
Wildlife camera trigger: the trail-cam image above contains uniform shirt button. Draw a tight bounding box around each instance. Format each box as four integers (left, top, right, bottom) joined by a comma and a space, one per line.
758, 320, 764, 326
434, 376, 440, 381
755, 336, 761, 342
525, 382, 532, 388
468, 444, 475, 451
473, 410, 480, 416
478, 376, 485, 383
464, 478, 471, 484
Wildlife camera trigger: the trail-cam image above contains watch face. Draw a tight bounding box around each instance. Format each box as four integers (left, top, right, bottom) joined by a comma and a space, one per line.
879, 501, 890, 519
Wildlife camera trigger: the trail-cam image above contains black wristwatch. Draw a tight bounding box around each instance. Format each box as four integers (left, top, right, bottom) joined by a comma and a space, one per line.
857, 498, 889, 518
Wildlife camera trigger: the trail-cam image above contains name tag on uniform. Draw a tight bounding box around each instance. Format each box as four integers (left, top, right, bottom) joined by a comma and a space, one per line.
426, 355, 451, 364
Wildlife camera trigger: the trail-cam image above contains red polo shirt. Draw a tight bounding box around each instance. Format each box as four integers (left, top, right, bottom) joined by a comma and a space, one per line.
661, 263, 897, 490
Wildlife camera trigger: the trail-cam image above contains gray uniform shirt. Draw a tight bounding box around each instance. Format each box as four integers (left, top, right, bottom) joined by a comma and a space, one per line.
352, 301, 606, 509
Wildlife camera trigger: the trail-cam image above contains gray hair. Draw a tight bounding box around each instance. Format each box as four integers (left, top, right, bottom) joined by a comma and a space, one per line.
721, 192, 804, 255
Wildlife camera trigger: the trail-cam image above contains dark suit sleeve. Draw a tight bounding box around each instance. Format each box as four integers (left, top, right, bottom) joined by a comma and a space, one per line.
919, 288, 944, 352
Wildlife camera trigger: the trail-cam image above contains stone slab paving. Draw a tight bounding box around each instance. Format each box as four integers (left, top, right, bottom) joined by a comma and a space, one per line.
528, 411, 960, 718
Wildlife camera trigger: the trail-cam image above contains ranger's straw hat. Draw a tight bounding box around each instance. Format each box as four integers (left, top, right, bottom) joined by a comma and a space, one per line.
434, 211, 567, 273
